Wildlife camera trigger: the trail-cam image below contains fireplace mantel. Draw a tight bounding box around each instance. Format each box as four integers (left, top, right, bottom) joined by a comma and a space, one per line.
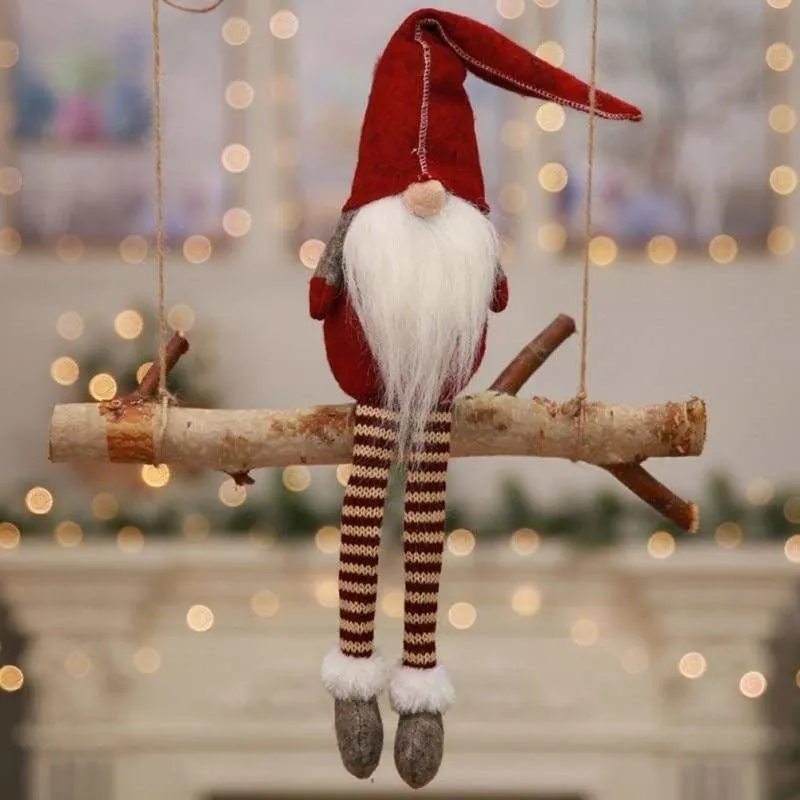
0, 540, 795, 800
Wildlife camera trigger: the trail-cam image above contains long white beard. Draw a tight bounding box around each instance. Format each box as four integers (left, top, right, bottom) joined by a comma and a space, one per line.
343, 193, 500, 455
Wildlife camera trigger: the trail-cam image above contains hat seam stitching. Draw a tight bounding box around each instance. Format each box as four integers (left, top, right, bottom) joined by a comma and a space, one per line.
413, 23, 433, 178
418, 17, 634, 121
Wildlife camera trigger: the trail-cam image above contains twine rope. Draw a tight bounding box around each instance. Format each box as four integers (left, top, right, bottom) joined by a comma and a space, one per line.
577, 0, 600, 406
150, 0, 224, 461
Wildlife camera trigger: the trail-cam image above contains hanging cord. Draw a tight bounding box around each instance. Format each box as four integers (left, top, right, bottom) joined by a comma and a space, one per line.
150, 0, 224, 461
567, 0, 600, 428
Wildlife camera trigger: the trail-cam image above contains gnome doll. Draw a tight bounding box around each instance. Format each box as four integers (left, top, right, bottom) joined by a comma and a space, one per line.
311, 8, 641, 789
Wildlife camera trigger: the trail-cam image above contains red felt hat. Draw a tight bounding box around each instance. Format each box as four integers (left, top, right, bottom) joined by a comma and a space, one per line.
342, 8, 642, 215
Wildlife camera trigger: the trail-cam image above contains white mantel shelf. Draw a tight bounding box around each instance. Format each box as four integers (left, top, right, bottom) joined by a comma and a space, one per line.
0, 540, 796, 800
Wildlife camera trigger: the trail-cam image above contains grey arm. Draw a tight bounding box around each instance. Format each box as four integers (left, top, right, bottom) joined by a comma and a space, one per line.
313, 210, 357, 286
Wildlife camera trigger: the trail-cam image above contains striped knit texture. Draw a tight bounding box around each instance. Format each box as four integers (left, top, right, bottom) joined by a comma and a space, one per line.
401, 407, 453, 669
338, 403, 397, 658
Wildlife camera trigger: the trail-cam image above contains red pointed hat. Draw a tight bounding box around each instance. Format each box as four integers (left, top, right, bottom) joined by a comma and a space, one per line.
342, 8, 642, 214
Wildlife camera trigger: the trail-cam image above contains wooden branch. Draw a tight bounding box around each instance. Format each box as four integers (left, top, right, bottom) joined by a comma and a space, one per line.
603, 463, 699, 532
47, 318, 708, 532
131, 332, 190, 400
489, 314, 576, 394
49, 394, 706, 471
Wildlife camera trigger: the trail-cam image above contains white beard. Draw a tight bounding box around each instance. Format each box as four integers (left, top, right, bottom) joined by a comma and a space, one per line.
343, 193, 500, 455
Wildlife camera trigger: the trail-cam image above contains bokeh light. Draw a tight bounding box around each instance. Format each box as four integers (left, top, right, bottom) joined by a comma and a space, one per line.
535, 41, 565, 67
183, 235, 212, 264
499, 183, 528, 214
219, 478, 247, 508
571, 619, 599, 646
0, 41, 20, 69
0, 166, 22, 195
141, 464, 171, 488
447, 529, 476, 557
56, 311, 84, 341
766, 42, 794, 71
589, 236, 618, 267
299, 238, 325, 269
708, 235, 738, 264
222, 208, 252, 238
0, 227, 21, 255
0, 523, 21, 551
510, 528, 541, 555
54, 521, 83, 548
769, 104, 796, 132
746, 477, 774, 505
282, 466, 311, 492
91, 492, 118, 520
739, 671, 767, 698
225, 80, 254, 109
538, 162, 569, 192
133, 647, 161, 674
119, 235, 148, 264
117, 526, 145, 553
678, 651, 707, 679
783, 534, 800, 563
715, 521, 744, 549
251, 589, 280, 618
511, 585, 541, 617
221, 143, 251, 173
448, 602, 477, 630
64, 650, 92, 679
186, 604, 215, 632
767, 226, 795, 255
114, 310, 144, 340
25, 487, 53, 515
648, 531, 676, 559
221, 17, 251, 46
647, 235, 678, 265
0, 665, 24, 692
770, 165, 798, 195
314, 525, 340, 554
314, 579, 338, 609
537, 222, 567, 253
50, 357, 79, 387
501, 120, 530, 149
381, 589, 404, 619
88, 373, 118, 401
269, 10, 300, 39
536, 102, 566, 132
56, 235, 84, 262
167, 304, 196, 332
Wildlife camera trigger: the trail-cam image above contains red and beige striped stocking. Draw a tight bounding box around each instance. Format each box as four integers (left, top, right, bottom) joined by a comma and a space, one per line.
322, 403, 395, 703
338, 403, 397, 660
389, 405, 456, 716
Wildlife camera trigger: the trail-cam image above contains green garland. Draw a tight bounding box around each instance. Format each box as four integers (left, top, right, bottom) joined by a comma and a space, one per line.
6, 303, 794, 547
3, 468, 798, 548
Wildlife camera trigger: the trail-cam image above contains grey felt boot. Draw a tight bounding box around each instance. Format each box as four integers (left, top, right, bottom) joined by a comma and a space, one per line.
394, 711, 445, 789
334, 696, 384, 779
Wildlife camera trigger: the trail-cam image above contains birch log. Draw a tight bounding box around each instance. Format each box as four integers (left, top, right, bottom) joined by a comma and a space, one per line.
49, 393, 707, 472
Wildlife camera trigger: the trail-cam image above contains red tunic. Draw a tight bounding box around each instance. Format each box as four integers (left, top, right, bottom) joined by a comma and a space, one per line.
310, 275, 506, 404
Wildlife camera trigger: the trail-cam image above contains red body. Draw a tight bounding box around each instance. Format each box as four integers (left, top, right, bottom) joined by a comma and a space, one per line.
311, 275, 505, 404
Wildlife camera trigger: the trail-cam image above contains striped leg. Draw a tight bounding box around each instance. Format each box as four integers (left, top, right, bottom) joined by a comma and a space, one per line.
338, 403, 397, 659
322, 402, 397, 780
390, 407, 455, 790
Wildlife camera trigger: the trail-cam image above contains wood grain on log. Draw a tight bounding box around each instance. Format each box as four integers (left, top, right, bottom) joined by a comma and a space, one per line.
49, 394, 707, 472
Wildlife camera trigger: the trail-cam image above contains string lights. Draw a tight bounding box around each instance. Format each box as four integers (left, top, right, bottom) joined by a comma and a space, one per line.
0, 4, 795, 708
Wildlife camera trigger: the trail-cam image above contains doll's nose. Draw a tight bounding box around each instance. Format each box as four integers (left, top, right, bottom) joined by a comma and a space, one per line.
403, 180, 447, 217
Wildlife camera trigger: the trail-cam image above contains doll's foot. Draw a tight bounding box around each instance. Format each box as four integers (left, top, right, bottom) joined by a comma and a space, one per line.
334, 696, 384, 779
394, 711, 444, 789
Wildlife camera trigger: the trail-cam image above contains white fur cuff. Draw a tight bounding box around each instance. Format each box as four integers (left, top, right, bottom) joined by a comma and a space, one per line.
321, 647, 388, 701
389, 663, 455, 715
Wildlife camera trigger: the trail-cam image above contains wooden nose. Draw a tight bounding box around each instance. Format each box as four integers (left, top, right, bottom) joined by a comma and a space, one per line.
403, 180, 446, 217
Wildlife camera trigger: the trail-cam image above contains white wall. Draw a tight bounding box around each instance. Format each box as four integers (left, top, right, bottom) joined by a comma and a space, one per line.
1, 0, 798, 511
